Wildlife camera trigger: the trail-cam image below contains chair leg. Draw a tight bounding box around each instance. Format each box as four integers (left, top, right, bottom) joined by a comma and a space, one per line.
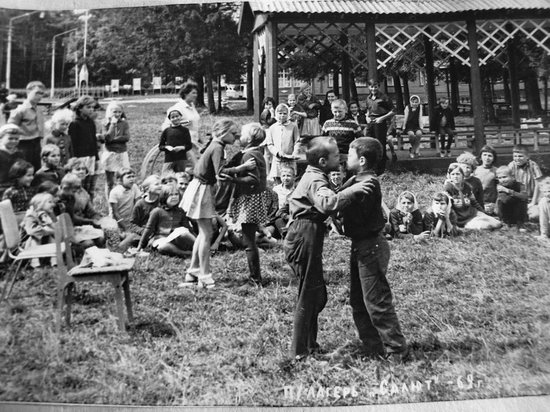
122, 272, 133, 324
0, 260, 23, 302
65, 282, 73, 328
112, 275, 126, 332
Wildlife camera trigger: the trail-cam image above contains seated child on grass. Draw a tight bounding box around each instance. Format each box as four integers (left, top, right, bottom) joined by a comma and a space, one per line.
137, 185, 196, 257
272, 165, 296, 210
456, 151, 484, 209
444, 163, 501, 230
390, 191, 430, 240
44, 108, 74, 166
2, 160, 35, 219
473, 145, 498, 215
507, 144, 543, 221
21, 192, 56, 268
422, 192, 459, 237
129, 175, 162, 238
32, 144, 65, 187
495, 165, 528, 230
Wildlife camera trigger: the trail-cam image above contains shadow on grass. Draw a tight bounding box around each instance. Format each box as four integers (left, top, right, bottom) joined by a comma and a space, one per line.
131, 319, 176, 337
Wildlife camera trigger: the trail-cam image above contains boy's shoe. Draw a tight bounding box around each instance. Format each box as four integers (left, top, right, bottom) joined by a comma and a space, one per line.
184, 267, 199, 283
197, 273, 215, 289
440, 151, 445, 158
385, 348, 411, 364
446, 150, 452, 157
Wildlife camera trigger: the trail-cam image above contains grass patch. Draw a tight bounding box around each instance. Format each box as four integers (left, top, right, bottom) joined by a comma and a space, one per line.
0, 100, 549, 406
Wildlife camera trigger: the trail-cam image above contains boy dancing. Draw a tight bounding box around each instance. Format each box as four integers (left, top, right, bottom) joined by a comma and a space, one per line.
284, 137, 373, 360
341, 137, 409, 362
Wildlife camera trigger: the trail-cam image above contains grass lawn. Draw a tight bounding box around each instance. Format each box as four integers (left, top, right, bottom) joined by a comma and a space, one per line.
0, 100, 549, 407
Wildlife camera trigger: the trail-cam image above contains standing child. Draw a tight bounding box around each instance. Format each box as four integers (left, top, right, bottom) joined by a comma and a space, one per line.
431, 98, 456, 158
102, 102, 131, 197
385, 116, 398, 163
444, 163, 501, 230
0, 124, 24, 195
180, 119, 255, 289
322, 99, 362, 163
8, 81, 46, 170
319, 90, 337, 126
348, 101, 367, 132
138, 185, 196, 257
32, 144, 64, 187
68, 95, 100, 200
401, 95, 424, 158
495, 165, 528, 230
340, 136, 409, 361
507, 144, 543, 221
226, 123, 268, 283
283, 136, 374, 360
265, 104, 300, 182
473, 145, 498, 215
297, 84, 322, 141
287, 94, 306, 130
44, 108, 74, 166
159, 107, 193, 174
21, 192, 57, 268
273, 165, 296, 210
2, 160, 35, 216
389, 191, 430, 240
422, 192, 459, 237
456, 151, 484, 209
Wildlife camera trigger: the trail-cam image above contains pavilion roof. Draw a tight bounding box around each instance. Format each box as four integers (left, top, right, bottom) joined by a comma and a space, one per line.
247, 0, 550, 15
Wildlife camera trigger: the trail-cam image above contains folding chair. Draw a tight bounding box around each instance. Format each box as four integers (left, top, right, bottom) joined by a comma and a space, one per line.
55, 213, 134, 332
0, 199, 63, 302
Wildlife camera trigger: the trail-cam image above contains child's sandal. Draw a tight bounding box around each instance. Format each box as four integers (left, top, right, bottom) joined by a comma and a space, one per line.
197, 273, 215, 289
184, 267, 199, 283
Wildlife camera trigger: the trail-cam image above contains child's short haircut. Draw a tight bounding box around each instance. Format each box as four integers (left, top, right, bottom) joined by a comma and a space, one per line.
26, 81, 45, 91
262, 96, 276, 107
61, 173, 81, 189
368, 79, 380, 87
141, 174, 161, 192
306, 137, 337, 166
288, 94, 296, 100
115, 167, 135, 180
37, 180, 60, 195
433, 191, 450, 204
275, 103, 289, 113
65, 157, 88, 174
41, 144, 60, 159
496, 165, 513, 177
241, 122, 265, 147
447, 162, 464, 176
8, 160, 33, 182
73, 95, 96, 114
479, 145, 497, 163
279, 165, 296, 176
105, 101, 125, 119
29, 192, 54, 211
456, 151, 478, 170
161, 173, 177, 185
399, 192, 415, 203
513, 144, 529, 154
331, 99, 347, 111
211, 118, 237, 140
158, 184, 180, 206
349, 137, 383, 169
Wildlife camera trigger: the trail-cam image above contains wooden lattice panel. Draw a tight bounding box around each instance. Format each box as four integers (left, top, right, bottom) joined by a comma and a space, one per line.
508, 19, 550, 54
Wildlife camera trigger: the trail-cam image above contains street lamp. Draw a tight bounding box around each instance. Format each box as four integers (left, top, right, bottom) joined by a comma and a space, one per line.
50, 29, 77, 98
6, 10, 44, 90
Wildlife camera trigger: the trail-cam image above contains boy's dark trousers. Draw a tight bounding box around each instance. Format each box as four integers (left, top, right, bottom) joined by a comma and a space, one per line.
284, 219, 327, 358
367, 122, 388, 175
18, 137, 42, 171
350, 235, 407, 355
437, 127, 455, 151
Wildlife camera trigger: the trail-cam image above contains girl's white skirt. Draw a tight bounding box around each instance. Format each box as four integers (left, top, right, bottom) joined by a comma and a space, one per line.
180, 178, 216, 220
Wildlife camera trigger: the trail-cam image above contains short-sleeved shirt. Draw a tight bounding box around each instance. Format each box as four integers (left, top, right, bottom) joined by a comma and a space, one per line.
8, 100, 45, 140
365, 93, 394, 119
508, 159, 542, 200
108, 183, 142, 221
273, 184, 294, 209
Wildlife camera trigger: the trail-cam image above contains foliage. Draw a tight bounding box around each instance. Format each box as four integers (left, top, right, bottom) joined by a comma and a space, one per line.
0, 100, 549, 407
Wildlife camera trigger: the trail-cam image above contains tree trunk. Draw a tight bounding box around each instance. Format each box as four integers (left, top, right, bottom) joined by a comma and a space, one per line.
393, 73, 404, 113
196, 73, 205, 107
524, 69, 543, 117
401, 74, 410, 106
217, 75, 222, 112
205, 68, 216, 113
350, 71, 358, 101
482, 71, 496, 123
449, 57, 460, 116
246, 48, 253, 111
502, 68, 511, 105
332, 67, 340, 96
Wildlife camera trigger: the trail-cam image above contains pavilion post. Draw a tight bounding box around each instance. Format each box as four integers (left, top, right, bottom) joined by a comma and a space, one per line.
423, 32, 437, 148
366, 20, 377, 82
450, 57, 460, 116
466, 18, 486, 153
341, 33, 350, 102
264, 20, 278, 103
506, 25, 521, 128
253, 33, 261, 121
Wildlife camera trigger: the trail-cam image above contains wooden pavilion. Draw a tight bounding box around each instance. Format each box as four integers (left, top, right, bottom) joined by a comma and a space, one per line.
238, 0, 550, 153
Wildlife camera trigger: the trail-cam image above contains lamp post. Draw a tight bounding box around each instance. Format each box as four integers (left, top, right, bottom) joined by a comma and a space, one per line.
50, 29, 77, 98
6, 10, 43, 90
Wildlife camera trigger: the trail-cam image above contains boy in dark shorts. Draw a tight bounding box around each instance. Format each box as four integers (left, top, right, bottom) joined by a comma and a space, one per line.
341, 137, 409, 362
284, 136, 373, 361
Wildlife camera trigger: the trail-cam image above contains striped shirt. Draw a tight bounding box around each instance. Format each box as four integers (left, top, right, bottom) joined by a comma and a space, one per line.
321, 118, 362, 155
